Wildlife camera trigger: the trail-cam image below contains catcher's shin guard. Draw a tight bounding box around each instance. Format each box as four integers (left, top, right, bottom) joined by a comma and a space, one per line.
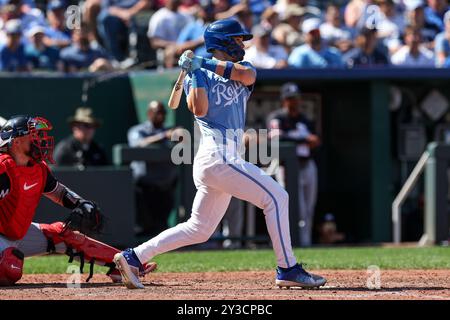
40, 222, 121, 282
40, 222, 156, 282
0, 247, 24, 286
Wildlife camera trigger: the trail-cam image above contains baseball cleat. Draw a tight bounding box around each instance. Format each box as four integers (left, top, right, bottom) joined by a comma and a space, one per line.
113, 249, 145, 289
275, 263, 327, 289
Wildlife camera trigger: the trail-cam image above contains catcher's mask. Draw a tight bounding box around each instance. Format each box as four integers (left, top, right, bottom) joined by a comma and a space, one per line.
0, 115, 55, 164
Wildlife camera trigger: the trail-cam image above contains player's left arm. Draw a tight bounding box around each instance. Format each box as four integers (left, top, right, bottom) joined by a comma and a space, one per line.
214, 60, 256, 86
189, 54, 256, 86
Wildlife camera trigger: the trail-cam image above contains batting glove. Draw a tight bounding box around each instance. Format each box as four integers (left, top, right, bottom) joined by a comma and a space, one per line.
178, 52, 192, 71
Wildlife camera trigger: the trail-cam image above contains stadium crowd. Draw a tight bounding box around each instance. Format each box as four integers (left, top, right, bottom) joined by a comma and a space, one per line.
1, 0, 450, 72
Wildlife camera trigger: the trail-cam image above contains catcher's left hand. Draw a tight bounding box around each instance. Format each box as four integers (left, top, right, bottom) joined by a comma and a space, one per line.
64, 200, 104, 236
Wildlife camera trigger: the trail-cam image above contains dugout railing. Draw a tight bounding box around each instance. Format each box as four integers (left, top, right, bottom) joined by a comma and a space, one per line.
392, 142, 450, 245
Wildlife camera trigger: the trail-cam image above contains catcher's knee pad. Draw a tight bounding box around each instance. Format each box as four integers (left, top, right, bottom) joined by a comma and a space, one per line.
0, 247, 24, 286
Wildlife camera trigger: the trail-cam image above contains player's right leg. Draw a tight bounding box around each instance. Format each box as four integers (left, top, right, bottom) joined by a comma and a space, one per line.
208, 154, 326, 289
114, 185, 232, 289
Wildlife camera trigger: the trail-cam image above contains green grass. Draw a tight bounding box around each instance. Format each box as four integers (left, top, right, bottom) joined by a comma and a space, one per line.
23, 246, 450, 274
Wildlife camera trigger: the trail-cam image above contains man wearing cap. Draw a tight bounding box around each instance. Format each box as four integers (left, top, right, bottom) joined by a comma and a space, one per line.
0, 19, 30, 72
434, 10, 450, 65
273, 4, 305, 52
44, 0, 71, 49
267, 82, 320, 247
288, 18, 344, 68
245, 23, 288, 69
343, 26, 389, 67
53, 107, 109, 168
25, 25, 62, 71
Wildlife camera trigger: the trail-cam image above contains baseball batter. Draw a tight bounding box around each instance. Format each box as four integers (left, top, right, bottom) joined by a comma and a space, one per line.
114, 19, 327, 290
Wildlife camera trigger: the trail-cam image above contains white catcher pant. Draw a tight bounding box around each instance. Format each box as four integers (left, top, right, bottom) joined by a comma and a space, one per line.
134, 137, 297, 268
0, 223, 66, 256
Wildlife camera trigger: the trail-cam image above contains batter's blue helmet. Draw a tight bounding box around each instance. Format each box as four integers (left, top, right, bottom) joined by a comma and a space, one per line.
204, 19, 253, 61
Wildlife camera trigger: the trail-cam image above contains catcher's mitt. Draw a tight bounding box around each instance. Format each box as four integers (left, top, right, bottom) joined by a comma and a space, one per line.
64, 201, 104, 236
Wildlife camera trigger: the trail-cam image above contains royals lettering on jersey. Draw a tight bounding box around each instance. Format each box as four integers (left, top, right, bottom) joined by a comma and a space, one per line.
183, 61, 256, 143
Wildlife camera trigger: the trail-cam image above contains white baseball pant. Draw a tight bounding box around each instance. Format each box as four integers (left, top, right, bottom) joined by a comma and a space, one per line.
134, 137, 297, 268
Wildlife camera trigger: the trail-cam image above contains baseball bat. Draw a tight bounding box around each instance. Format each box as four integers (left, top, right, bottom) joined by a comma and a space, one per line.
168, 50, 194, 110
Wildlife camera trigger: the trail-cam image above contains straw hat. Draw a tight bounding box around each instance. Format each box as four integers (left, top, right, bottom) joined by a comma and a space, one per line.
67, 107, 102, 128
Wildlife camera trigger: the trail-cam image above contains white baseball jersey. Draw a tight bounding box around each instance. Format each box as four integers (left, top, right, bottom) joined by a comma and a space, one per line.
134, 62, 297, 268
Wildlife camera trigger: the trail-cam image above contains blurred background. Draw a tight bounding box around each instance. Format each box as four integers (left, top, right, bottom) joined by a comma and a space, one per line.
1, 0, 449, 249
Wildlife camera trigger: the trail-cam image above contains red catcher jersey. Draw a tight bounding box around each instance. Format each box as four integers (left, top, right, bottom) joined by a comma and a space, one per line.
0, 154, 48, 240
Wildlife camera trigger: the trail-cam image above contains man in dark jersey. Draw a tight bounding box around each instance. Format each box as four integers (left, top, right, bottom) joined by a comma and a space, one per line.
267, 83, 320, 247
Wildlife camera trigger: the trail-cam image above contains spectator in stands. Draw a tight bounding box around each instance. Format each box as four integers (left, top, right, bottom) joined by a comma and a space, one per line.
267, 82, 320, 247
25, 25, 62, 71
434, 9, 450, 65
0, 19, 30, 72
375, 0, 404, 53
127, 100, 180, 237
229, 0, 271, 18
54, 107, 109, 168
214, 0, 248, 20
344, 0, 374, 29
272, 4, 305, 53
406, 0, 441, 46
234, 4, 253, 32
343, 26, 390, 67
288, 18, 344, 68
0, 0, 46, 35
320, 3, 354, 53
260, 6, 281, 31
147, 0, 192, 68
391, 25, 435, 66
44, 0, 71, 49
97, 0, 152, 63
425, 0, 450, 31
245, 24, 287, 68
274, 0, 322, 21
176, 0, 216, 59
84, 0, 103, 42
60, 23, 113, 72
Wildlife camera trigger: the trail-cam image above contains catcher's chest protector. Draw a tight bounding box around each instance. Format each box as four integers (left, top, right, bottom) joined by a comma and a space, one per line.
0, 154, 47, 240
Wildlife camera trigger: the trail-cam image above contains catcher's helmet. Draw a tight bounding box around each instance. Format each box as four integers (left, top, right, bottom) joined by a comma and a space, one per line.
204, 19, 253, 61
0, 115, 55, 163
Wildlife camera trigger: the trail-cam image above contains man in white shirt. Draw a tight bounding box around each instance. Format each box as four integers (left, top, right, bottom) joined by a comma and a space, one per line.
375, 0, 405, 53
147, 0, 192, 68
320, 3, 354, 53
245, 24, 288, 69
391, 25, 435, 66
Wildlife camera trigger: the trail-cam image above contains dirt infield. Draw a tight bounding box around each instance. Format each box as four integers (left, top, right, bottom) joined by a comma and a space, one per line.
1, 270, 449, 300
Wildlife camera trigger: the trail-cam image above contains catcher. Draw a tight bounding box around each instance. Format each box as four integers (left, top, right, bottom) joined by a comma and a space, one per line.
0, 115, 155, 286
